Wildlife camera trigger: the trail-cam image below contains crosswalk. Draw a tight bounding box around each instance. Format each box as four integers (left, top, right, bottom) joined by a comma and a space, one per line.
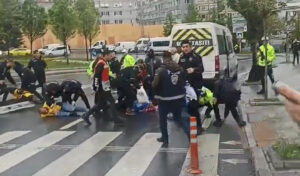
0, 130, 165, 176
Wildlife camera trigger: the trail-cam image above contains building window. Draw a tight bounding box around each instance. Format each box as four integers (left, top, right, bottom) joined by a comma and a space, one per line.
119, 20, 123, 24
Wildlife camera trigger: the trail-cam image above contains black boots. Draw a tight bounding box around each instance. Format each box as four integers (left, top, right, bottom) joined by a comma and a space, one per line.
82, 113, 91, 126
213, 120, 222, 127
157, 137, 169, 148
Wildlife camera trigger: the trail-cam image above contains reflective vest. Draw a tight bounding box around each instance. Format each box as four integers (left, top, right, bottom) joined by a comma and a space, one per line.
199, 87, 214, 107
40, 102, 61, 118
122, 54, 136, 69
87, 60, 95, 77
95, 59, 110, 91
13, 89, 33, 101
257, 44, 276, 67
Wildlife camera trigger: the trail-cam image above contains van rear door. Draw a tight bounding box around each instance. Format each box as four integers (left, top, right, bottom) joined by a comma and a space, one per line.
172, 27, 216, 79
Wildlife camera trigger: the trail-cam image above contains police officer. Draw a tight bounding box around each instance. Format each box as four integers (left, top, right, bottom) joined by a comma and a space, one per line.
257, 37, 276, 94
82, 50, 125, 125
60, 80, 91, 110
152, 51, 186, 147
43, 82, 62, 106
0, 59, 17, 86
178, 40, 204, 132
13, 61, 44, 101
28, 50, 47, 95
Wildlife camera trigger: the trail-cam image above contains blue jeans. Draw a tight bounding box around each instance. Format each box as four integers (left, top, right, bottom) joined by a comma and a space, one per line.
57, 102, 87, 117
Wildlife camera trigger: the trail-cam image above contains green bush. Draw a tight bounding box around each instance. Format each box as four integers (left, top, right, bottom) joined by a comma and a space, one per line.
273, 141, 300, 160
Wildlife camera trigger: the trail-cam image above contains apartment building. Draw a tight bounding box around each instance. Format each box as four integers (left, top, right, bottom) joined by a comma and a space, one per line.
135, 0, 193, 25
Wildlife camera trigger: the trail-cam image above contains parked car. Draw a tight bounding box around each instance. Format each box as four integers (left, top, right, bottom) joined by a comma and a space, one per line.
43, 45, 70, 57
147, 37, 172, 55
135, 38, 150, 52
90, 40, 107, 50
38, 44, 61, 54
114, 41, 136, 53
9, 48, 31, 56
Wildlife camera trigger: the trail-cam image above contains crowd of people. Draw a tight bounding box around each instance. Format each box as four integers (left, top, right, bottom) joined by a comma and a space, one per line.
0, 40, 248, 148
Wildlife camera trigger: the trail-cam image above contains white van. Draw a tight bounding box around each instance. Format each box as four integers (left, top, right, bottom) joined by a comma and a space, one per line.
170, 22, 237, 81
38, 44, 61, 54
91, 40, 107, 50
114, 41, 136, 53
136, 38, 150, 52
43, 45, 70, 57
148, 37, 172, 55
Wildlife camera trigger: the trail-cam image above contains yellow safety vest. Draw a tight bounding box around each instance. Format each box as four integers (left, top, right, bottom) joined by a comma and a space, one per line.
257, 44, 276, 67
199, 87, 214, 107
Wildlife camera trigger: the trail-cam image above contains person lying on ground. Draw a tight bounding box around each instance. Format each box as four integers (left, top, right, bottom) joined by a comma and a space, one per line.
39, 101, 87, 118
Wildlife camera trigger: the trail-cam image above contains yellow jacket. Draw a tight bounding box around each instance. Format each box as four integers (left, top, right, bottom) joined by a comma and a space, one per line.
13, 89, 33, 101
257, 44, 276, 66
41, 103, 62, 118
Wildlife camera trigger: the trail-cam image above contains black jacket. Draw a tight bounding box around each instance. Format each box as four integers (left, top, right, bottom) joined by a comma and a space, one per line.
28, 58, 47, 75
14, 62, 36, 89
0, 61, 16, 85
214, 79, 241, 104
178, 52, 204, 89
44, 82, 62, 106
118, 66, 141, 89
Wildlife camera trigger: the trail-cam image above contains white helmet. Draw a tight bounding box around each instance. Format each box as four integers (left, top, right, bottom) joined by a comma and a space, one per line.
261, 36, 269, 41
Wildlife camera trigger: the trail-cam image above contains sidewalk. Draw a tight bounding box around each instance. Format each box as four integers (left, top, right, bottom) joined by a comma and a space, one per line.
241, 61, 300, 176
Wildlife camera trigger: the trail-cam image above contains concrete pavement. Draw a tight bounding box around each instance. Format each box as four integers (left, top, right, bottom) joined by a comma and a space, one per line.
240, 55, 300, 176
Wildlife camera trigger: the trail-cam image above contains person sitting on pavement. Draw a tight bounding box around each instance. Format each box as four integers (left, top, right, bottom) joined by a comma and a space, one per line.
39, 101, 87, 118
117, 61, 145, 116
12, 61, 44, 102
152, 51, 186, 147
60, 80, 91, 110
214, 78, 246, 127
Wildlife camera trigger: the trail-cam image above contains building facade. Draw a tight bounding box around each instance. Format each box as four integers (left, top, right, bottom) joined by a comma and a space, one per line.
135, 0, 193, 25
95, 0, 138, 25
194, 0, 218, 20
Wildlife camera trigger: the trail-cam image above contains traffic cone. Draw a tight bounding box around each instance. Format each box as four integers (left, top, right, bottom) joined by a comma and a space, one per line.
188, 116, 203, 174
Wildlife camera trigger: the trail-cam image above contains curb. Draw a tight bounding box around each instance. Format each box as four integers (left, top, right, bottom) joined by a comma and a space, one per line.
240, 102, 272, 176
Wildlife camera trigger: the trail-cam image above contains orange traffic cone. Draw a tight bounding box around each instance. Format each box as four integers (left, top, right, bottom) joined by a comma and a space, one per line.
188, 116, 203, 174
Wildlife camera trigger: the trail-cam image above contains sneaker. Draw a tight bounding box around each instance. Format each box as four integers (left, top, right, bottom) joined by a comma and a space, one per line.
82, 113, 91, 126
213, 120, 222, 127
238, 121, 247, 127
205, 114, 212, 119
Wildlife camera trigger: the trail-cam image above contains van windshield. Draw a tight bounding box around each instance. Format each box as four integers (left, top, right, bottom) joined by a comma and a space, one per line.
152, 41, 170, 47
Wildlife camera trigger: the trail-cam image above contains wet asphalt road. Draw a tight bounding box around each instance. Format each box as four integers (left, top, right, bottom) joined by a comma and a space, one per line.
0, 57, 255, 176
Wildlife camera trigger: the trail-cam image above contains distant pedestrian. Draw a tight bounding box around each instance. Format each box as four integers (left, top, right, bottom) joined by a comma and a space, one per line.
152, 51, 186, 147
256, 37, 276, 95
178, 40, 204, 132
169, 47, 180, 64
28, 50, 47, 96
292, 39, 299, 65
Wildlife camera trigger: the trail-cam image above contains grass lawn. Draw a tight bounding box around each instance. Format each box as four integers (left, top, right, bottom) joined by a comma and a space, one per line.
1, 56, 89, 70
273, 141, 300, 160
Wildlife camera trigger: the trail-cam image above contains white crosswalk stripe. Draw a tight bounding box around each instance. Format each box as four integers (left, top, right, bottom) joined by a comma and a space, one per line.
0, 131, 30, 144
33, 132, 122, 176
0, 131, 74, 174
105, 133, 162, 176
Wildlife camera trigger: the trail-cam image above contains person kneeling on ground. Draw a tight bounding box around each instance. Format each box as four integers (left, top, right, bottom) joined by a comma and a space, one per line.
214, 78, 246, 127
39, 101, 87, 118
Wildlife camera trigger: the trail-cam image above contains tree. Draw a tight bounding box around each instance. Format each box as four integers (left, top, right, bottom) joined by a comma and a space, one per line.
227, 0, 277, 82
49, 0, 77, 64
163, 13, 176, 36
0, 0, 23, 55
184, 4, 202, 23
21, 0, 48, 54
75, 0, 100, 61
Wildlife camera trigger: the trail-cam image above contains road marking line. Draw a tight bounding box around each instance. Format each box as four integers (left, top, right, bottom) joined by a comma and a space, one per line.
221, 140, 242, 145
33, 132, 122, 176
219, 149, 245, 155
222, 159, 248, 165
0, 131, 74, 174
0, 101, 35, 114
59, 119, 84, 130
105, 133, 162, 176
179, 134, 220, 176
0, 131, 30, 144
